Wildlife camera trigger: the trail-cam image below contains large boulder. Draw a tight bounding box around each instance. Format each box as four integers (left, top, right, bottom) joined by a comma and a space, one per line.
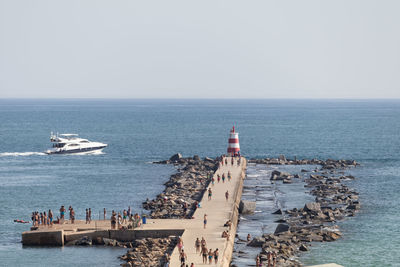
169, 153, 182, 162
274, 223, 290, 235
271, 170, 292, 180
239, 200, 256, 214
75, 236, 92, 246
304, 202, 321, 213
247, 237, 265, 247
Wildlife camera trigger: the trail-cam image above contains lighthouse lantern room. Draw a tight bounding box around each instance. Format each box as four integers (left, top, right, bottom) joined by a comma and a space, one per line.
227, 126, 240, 156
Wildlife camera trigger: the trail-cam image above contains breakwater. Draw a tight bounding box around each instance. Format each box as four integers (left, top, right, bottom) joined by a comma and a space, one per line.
244, 157, 360, 266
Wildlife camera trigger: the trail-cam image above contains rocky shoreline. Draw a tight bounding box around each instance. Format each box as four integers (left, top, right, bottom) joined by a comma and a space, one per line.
144, 153, 218, 219
246, 156, 360, 266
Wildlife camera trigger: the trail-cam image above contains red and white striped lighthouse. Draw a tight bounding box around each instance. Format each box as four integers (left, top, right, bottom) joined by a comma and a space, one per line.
227, 126, 240, 156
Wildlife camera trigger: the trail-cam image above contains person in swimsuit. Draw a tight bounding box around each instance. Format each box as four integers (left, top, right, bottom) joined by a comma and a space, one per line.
247, 233, 251, 242
225, 190, 229, 201
48, 209, 53, 226
70, 208, 75, 224
217, 174, 221, 183
111, 210, 116, 229
203, 214, 207, 229
103, 208, 106, 220
201, 246, 208, 263
214, 248, 219, 264
85, 209, 89, 224
60, 206, 65, 220
208, 249, 213, 264
208, 188, 212, 200
195, 237, 200, 253
88, 208, 92, 223
180, 249, 187, 265
222, 173, 225, 183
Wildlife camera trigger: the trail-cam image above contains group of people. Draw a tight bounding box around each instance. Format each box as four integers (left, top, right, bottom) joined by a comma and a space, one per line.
31, 210, 54, 227
219, 155, 241, 168
110, 208, 142, 230
256, 252, 277, 267
194, 237, 219, 265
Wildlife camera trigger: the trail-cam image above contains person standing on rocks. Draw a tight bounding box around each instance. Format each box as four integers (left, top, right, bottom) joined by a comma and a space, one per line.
208, 188, 212, 200
88, 208, 92, 223
225, 190, 229, 201
203, 214, 207, 229
247, 233, 251, 242
122, 209, 127, 224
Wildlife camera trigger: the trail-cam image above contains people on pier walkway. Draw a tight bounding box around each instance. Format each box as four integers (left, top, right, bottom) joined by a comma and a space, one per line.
208, 248, 214, 264
225, 190, 229, 201
195, 237, 200, 253
203, 214, 207, 229
208, 188, 212, 200
214, 248, 219, 264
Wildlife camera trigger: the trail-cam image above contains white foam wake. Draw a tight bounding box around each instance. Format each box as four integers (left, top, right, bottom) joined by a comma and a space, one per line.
0, 152, 47, 157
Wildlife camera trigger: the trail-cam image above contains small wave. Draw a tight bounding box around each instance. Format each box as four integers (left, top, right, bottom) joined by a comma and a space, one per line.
254, 210, 262, 213
0, 152, 46, 157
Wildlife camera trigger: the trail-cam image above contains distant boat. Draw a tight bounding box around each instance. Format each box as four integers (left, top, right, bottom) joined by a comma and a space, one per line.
45, 132, 107, 155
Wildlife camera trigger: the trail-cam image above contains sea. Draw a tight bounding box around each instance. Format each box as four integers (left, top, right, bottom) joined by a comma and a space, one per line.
0, 99, 399, 267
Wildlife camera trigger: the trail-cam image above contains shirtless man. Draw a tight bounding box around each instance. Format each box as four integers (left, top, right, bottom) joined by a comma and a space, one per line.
70, 208, 75, 224
201, 245, 208, 264
208, 188, 212, 200
203, 214, 207, 229
225, 190, 229, 201
195, 237, 201, 253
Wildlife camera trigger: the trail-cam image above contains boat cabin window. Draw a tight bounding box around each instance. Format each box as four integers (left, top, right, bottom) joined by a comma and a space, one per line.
80, 140, 89, 143
53, 143, 65, 148
69, 144, 79, 147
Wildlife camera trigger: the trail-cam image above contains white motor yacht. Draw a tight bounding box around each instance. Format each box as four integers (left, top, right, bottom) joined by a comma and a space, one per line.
45, 133, 107, 155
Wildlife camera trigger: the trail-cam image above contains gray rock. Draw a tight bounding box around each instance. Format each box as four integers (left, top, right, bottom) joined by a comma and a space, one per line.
274, 223, 290, 235
239, 200, 256, 214
193, 155, 200, 161
247, 237, 265, 247
272, 209, 282, 215
304, 202, 321, 213
299, 244, 308, 251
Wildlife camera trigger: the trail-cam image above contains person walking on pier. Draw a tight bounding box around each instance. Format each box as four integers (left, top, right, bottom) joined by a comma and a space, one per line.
222, 173, 225, 183
179, 249, 187, 265
217, 174, 221, 183
208, 188, 212, 200
203, 214, 207, 229
225, 190, 229, 201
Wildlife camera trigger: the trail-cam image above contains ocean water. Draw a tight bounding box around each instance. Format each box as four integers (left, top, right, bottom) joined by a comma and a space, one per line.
0, 99, 400, 267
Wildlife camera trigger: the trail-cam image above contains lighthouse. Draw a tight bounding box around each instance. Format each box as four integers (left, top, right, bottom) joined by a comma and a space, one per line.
227, 126, 240, 156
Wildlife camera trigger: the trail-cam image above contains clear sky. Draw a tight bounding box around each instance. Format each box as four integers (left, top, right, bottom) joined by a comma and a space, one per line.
0, 0, 399, 98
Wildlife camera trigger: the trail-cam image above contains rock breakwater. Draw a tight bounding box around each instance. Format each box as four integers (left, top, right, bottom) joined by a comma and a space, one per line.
120, 237, 178, 267
144, 154, 218, 218
247, 156, 360, 266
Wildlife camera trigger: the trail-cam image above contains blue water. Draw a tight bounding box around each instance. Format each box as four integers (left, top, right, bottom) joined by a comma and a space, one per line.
1, 99, 400, 266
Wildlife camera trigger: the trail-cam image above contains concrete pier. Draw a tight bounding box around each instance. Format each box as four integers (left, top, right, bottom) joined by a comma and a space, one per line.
22, 157, 247, 266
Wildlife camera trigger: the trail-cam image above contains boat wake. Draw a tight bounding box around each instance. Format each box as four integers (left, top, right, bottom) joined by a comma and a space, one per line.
0, 152, 47, 157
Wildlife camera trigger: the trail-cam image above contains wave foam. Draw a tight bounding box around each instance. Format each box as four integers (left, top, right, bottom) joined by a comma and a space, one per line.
0, 152, 46, 157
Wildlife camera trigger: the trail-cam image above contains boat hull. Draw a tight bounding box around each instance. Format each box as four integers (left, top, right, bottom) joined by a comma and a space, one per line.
45, 146, 107, 155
